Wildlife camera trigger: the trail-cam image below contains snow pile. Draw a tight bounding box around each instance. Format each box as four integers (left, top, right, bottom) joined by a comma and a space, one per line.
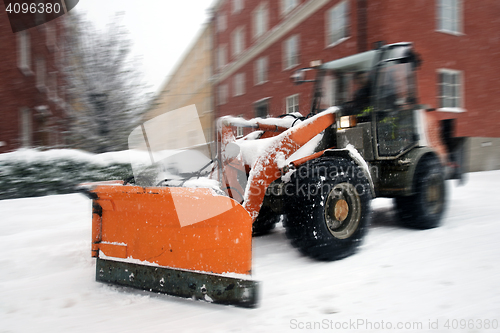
0, 148, 133, 200
182, 178, 225, 196
0, 148, 158, 167
236, 136, 277, 167
0, 148, 133, 165
285, 133, 324, 165
222, 112, 304, 129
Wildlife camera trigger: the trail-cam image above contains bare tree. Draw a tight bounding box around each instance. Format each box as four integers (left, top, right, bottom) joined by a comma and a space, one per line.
63, 13, 152, 153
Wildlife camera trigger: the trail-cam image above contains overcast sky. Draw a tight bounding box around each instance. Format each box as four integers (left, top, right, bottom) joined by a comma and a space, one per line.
75, 0, 215, 95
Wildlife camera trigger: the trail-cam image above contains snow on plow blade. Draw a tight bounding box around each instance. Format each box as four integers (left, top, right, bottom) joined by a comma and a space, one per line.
87, 183, 258, 308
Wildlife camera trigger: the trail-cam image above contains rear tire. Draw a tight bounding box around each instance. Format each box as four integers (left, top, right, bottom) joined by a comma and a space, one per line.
283, 157, 372, 261
395, 154, 446, 229
252, 205, 280, 236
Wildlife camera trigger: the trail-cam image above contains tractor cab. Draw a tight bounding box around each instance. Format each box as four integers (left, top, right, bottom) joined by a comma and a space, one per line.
295, 42, 422, 162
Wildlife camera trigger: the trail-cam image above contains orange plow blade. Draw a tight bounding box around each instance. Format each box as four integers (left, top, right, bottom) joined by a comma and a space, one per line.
84, 183, 258, 308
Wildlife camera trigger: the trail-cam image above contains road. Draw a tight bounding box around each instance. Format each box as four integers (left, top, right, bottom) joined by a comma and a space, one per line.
1, 171, 499, 332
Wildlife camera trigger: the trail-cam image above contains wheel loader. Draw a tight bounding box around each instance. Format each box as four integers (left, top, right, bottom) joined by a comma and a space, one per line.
81, 42, 462, 308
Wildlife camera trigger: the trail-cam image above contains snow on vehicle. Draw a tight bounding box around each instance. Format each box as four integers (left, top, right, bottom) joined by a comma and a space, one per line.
80, 42, 463, 307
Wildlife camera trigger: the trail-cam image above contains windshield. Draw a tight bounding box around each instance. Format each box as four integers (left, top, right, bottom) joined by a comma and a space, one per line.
128, 105, 214, 187
127, 105, 247, 200
374, 59, 417, 157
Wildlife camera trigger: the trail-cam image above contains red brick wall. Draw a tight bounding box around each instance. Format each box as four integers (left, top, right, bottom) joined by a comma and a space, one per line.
215, 0, 361, 119
0, 2, 68, 153
366, 0, 500, 138
214, 0, 500, 139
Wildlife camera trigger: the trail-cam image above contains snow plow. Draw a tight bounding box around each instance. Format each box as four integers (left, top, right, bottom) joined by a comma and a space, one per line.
81, 42, 463, 307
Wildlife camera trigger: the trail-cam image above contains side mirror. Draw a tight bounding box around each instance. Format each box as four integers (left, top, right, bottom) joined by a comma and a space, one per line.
290, 68, 315, 85
400, 49, 422, 70
223, 142, 241, 161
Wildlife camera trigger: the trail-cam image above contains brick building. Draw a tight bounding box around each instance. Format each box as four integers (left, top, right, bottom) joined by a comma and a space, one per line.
211, 0, 500, 171
0, 3, 68, 153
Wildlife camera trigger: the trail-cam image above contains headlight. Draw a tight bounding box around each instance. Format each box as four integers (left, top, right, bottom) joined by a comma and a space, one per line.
339, 115, 357, 129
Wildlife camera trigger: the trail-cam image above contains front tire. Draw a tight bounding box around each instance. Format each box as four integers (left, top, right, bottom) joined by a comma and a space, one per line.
283, 157, 372, 261
395, 154, 446, 229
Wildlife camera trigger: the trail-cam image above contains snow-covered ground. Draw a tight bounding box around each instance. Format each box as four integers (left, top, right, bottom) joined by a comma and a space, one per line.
1, 171, 499, 332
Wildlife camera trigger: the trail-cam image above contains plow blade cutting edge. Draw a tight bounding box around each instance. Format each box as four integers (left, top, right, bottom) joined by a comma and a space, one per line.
87, 184, 258, 308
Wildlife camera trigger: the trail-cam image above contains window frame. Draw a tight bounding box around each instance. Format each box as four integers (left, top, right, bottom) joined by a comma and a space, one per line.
253, 2, 269, 39
218, 12, 227, 32
45, 22, 56, 50
325, 0, 350, 48
283, 34, 300, 70
436, 0, 463, 35
48, 72, 58, 101
218, 84, 229, 105
36, 57, 46, 92
236, 115, 244, 137
19, 107, 32, 148
231, 26, 245, 57
254, 56, 268, 85
286, 94, 299, 114
254, 98, 270, 118
281, 0, 298, 16
17, 31, 32, 75
218, 44, 228, 69
232, 0, 244, 14
437, 68, 465, 112
233, 73, 246, 97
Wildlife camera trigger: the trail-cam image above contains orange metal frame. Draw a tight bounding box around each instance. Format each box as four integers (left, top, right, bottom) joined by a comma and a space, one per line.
228, 112, 336, 221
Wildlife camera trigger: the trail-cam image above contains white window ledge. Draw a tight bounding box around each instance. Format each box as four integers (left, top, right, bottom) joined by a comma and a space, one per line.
437, 107, 465, 113
19, 66, 33, 76
283, 64, 299, 71
326, 36, 350, 49
435, 29, 464, 36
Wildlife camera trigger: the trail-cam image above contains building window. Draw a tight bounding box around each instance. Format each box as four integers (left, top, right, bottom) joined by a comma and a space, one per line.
218, 84, 228, 105
20, 108, 32, 147
236, 115, 244, 137
254, 98, 269, 118
437, 0, 462, 34
286, 94, 299, 114
218, 45, 227, 69
283, 34, 299, 70
17, 31, 31, 75
236, 126, 244, 137
253, 2, 269, 39
438, 69, 463, 111
254, 56, 268, 85
233, 73, 245, 96
218, 13, 227, 32
36, 58, 46, 91
326, 0, 349, 47
281, 0, 298, 16
45, 22, 56, 50
48, 72, 58, 101
232, 0, 244, 14
232, 26, 245, 57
